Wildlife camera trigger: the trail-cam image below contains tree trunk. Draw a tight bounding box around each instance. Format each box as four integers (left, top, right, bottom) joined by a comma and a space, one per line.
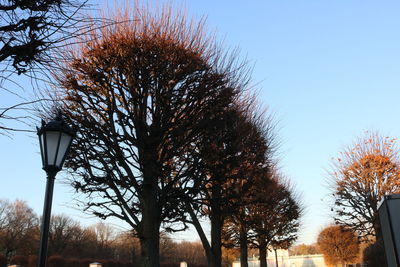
138, 195, 160, 267
185, 200, 215, 267
209, 182, 224, 267
239, 224, 249, 267
139, 229, 160, 267
138, 156, 161, 267
185, 181, 224, 267
374, 216, 382, 241
211, 216, 222, 267
259, 239, 267, 267
274, 248, 278, 267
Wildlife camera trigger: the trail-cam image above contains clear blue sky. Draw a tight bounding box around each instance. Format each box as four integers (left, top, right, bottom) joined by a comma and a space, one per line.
1, 0, 400, 245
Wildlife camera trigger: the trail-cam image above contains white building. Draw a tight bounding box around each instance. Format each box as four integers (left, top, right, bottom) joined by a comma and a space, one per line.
232, 249, 328, 267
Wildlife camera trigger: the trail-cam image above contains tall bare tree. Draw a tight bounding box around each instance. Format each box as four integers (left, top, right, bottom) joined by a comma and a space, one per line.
329, 132, 400, 240
50, 3, 244, 267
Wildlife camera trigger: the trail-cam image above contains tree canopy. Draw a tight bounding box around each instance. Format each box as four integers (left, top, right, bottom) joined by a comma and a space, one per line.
330, 132, 400, 240
317, 225, 360, 267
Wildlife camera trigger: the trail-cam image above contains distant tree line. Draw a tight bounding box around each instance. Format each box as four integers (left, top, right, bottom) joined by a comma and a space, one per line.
289, 243, 320, 256
0, 199, 211, 267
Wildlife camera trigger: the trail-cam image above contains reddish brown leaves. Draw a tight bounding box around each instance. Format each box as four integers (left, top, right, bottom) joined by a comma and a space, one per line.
317, 225, 360, 266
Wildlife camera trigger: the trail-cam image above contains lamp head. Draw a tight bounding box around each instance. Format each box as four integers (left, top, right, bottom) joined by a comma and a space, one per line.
37, 113, 76, 174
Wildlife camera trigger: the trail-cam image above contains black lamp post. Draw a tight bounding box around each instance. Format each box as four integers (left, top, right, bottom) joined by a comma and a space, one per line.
37, 114, 75, 267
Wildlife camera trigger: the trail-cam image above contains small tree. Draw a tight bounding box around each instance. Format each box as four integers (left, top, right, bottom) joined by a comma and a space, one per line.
317, 225, 359, 267
330, 132, 400, 240
112, 231, 139, 264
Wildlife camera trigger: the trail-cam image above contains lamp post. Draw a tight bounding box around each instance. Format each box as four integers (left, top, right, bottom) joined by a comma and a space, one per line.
37, 114, 75, 267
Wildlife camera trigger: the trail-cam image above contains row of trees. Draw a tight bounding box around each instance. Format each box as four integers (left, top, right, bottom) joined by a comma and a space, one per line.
320, 131, 400, 266
289, 243, 320, 255
0, 199, 212, 266
34, 2, 303, 267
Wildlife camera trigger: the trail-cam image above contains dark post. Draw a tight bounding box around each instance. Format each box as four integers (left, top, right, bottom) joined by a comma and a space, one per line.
378, 194, 400, 266
36, 114, 75, 267
37, 171, 56, 267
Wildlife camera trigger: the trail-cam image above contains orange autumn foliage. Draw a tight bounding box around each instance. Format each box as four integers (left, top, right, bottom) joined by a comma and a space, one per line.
317, 225, 359, 267
330, 132, 400, 240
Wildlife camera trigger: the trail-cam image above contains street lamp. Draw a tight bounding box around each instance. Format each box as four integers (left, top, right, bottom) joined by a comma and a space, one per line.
37, 114, 75, 267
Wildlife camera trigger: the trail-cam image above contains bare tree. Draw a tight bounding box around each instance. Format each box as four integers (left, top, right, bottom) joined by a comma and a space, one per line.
113, 231, 140, 263
91, 222, 115, 259
0, 0, 89, 77
0, 199, 39, 263
173, 241, 207, 266
0, 0, 94, 134
49, 3, 243, 267
65, 225, 98, 259
317, 225, 360, 267
48, 214, 80, 256
329, 132, 400, 240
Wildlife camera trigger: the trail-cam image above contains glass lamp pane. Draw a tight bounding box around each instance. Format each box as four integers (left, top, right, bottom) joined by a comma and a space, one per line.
39, 133, 45, 166
45, 131, 60, 166
55, 133, 72, 167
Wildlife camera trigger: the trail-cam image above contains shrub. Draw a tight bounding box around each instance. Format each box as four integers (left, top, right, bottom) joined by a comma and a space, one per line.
10, 255, 28, 266
47, 255, 66, 267
0, 254, 6, 267
65, 258, 80, 267
363, 241, 387, 267
27, 255, 38, 267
